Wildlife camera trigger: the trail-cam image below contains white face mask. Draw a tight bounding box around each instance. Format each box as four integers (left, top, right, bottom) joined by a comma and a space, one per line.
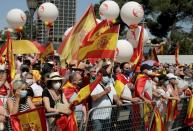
147, 70, 153, 75
102, 76, 110, 84
52, 82, 61, 90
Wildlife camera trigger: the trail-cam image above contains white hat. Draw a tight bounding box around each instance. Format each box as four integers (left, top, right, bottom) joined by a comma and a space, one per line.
48, 72, 64, 81
0, 64, 6, 70
167, 73, 177, 80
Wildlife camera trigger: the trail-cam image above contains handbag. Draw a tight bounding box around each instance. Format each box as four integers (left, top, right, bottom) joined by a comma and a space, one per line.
49, 90, 71, 115
55, 102, 71, 115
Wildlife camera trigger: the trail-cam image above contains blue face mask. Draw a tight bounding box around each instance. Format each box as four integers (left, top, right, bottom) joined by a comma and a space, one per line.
124, 69, 130, 76
102, 76, 110, 84
20, 90, 27, 98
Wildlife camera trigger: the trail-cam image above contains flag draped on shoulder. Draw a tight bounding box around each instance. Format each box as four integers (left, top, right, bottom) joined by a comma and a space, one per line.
10, 107, 47, 131
58, 5, 97, 62
175, 43, 180, 65
130, 26, 144, 66
77, 25, 120, 61
6, 32, 16, 82
114, 73, 129, 97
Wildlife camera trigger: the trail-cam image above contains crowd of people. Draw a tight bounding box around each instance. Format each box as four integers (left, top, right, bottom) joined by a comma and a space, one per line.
0, 53, 192, 130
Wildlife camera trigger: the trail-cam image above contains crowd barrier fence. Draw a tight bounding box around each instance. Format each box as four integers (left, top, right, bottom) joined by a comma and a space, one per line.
82, 97, 192, 131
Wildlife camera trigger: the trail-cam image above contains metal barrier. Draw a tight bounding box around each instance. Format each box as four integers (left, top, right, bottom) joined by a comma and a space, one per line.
45, 110, 84, 131
43, 97, 192, 131
84, 102, 154, 131
171, 96, 191, 131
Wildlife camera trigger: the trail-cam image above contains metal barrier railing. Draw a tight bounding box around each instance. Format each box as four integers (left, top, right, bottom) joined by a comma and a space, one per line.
84, 102, 154, 131
171, 96, 191, 131
43, 96, 192, 131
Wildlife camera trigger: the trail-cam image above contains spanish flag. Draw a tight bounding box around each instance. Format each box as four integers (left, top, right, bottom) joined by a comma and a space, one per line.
77, 25, 120, 61
184, 96, 193, 126
58, 5, 97, 62
10, 107, 47, 131
41, 43, 54, 59
130, 25, 144, 66
175, 43, 180, 65
70, 74, 102, 106
6, 32, 16, 82
114, 73, 129, 97
56, 112, 78, 131
63, 82, 78, 101
152, 109, 166, 131
82, 20, 109, 46
165, 99, 179, 122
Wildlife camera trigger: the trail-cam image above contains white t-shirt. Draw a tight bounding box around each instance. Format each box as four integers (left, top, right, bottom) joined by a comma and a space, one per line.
122, 85, 132, 103
31, 83, 43, 97
91, 83, 116, 120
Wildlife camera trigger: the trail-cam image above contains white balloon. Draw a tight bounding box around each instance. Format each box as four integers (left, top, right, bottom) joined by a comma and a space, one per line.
62, 26, 73, 40
116, 40, 134, 63
121, 1, 144, 26
6, 9, 26, 29
99, 0, 120, 20
126, 26, 149, 48
38, 2, 59, 22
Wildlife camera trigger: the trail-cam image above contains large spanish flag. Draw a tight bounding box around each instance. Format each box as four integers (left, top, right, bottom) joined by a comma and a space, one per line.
165, 99, 179, 122
58, 5, 97, 62
130, 25, 144, 66
10, 107, 47, 131
175, 43, 180, 65
82, 20, 109, 46
6, 32, 16, 82
184, 96, 193, 126
114, 73, 129, 97
70, 74, 102, 106
77, 25, 120, 61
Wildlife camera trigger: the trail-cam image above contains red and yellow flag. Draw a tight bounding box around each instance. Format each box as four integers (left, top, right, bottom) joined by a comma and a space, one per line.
58, 5, 97, 62
77, 25, 120, 61
82, 20, 109, 46
152, 109, 166, 131
130, 26, 144, 66
70, 74, 102, 106
165, 99, 179, 122
114, 73, 129, 97
6, 32, 16, 82
10, 107, 47, 131
184, 96, 193, 126
175, 43, 180, 65
56, 112, 78, 131
40, 43, 54, 62
134, 74, 149, 98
